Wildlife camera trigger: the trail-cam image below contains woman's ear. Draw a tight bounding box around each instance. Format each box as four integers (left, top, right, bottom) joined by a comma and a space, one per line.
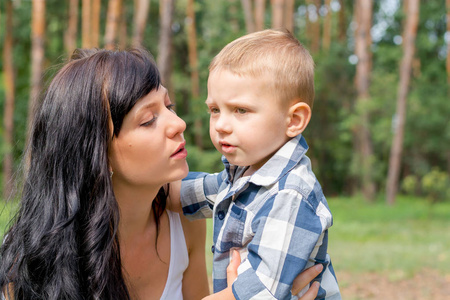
286, 102, 312, 138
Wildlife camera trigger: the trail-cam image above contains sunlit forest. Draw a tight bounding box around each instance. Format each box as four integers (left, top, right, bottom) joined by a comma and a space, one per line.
0, 0, 449, 298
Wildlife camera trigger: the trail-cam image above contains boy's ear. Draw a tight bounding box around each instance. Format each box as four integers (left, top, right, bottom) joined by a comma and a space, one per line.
286, 102, 312, 138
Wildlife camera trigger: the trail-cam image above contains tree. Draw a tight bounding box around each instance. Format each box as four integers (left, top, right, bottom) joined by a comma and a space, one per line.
254, 0, 266, 31
64, 0, 79, 57
322, 0, 332, 50
91, 0, 101, 47
447, 0, 450, 174
186, 0, 203, 149
29, 0, 46, 127
157, 0, 175, 90
386, 0, 420, 205
447, 0, 450, 86
338, 0, 347, 43
271, 0, 284, 29
132, 0, 151, 46
284, 0, 294, 32
3, 0, 16, 198
306, 0, 321, 52
241, 0, 255, 33
104, 0, 123, 49
82, 0, 92, 48
354, 0, 375, 200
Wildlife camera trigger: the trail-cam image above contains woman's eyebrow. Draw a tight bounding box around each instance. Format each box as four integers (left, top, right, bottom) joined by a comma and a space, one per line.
134, 102, 158, 120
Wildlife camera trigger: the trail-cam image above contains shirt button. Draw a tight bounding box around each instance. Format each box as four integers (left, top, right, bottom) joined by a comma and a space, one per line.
211, 245, 215, 253
218, 211, 225, 220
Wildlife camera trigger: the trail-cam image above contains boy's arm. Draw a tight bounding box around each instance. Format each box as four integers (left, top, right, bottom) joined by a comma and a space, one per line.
180, 171, 226, 220
231, 189, 337, 300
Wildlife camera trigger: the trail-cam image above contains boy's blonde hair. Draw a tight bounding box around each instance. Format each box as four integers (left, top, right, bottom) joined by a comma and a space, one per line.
209, 29, 315, 107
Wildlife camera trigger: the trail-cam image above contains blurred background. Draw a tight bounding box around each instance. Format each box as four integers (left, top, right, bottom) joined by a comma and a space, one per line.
0, 0, 449, 299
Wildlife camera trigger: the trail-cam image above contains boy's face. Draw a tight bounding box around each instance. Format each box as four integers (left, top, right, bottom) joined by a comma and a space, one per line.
206, 70, 291, 175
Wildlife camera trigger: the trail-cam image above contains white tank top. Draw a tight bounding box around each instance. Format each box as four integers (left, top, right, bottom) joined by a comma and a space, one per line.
159, 211, 189, 300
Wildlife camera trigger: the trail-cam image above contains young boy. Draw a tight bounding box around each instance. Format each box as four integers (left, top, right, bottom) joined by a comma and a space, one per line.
181, 29, 341, 299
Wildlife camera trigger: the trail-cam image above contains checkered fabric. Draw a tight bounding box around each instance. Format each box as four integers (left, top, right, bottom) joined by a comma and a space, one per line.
181, 135, 341, 300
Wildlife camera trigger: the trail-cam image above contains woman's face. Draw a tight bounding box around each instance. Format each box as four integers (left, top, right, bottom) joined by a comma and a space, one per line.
109, 86, 188, 189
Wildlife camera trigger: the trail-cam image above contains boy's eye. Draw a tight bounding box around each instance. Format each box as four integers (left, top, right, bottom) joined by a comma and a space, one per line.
209, 107, 220, 114
236, 108, 247, 114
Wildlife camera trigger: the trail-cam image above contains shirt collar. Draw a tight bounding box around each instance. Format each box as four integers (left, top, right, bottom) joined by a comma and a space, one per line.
223, 135, 309, 187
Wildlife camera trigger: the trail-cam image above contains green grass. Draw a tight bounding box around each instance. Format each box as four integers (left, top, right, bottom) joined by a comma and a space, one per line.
327, 196, 450, 278
203, 196, 450, 280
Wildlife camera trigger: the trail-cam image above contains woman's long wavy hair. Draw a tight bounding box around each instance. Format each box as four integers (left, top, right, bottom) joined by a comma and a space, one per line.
0, 48, 167, 299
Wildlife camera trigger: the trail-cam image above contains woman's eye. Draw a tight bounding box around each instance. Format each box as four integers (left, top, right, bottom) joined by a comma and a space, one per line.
236, 108, 247, 114
166, 103, 176, 113
141, 117, 156, 127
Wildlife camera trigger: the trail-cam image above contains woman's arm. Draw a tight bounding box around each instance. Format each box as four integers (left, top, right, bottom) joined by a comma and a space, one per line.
180, 216, 210, 300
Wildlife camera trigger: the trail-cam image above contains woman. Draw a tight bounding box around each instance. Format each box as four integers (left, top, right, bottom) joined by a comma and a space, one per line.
0, 48, 320, 299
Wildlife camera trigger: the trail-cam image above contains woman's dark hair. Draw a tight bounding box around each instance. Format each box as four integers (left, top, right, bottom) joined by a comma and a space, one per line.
0, 48, 166, 299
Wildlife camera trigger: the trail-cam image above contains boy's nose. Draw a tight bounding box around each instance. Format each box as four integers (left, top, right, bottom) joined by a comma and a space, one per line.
214, 114, 232, 133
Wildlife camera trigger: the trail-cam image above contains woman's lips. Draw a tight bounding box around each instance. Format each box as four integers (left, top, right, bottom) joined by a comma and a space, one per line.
171, 142, 188, 158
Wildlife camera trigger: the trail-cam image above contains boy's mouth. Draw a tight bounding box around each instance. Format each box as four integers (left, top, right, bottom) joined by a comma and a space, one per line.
219, 141, 236, 153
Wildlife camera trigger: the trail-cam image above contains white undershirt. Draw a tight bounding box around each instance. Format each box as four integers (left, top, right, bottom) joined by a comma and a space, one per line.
159, 210, 189, 300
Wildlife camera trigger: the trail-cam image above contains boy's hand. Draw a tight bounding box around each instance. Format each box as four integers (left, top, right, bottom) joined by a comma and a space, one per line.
166, 180, 182, 213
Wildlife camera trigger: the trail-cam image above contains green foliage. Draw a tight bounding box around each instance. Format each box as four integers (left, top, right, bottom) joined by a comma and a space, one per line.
0, 0, 448, 200
401, 174, 419, 195
185, 145, 223, 174
421, 168, 450, 202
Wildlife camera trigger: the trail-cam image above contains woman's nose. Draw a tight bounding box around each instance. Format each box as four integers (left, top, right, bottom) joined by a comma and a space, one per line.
166, 110, 186, 138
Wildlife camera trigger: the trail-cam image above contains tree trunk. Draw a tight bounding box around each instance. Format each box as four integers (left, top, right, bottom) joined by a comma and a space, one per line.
322, 0, 332, 50
241, 0, 255, 33
254, 0, 266, 31
271, 0, 284, 29
447, 0, 450, 86
3, 0, 16, 199
157, 0, 175, 90
386, 0, 420, 205
186, 0, 203, 149
354, 0, 375, 200
82, 0, 91, 48
64, 0, 79, 57
104, 0, 123, 49
447, 0, 450, 174
133, 0, 151, 46
338, 0, 346, 43
118, 7, 128, 49
306, 0, 320, 52
229, 0, 240, 33
91, 0, 101, 47
284, 0, 294, 32
29, 0, 46, 127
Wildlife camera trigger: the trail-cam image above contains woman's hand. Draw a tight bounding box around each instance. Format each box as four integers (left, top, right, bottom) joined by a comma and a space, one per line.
291, 264, 323, 299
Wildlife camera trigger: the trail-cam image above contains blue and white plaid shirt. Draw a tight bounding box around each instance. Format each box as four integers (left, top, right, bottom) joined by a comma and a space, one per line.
181, 135, 341, 300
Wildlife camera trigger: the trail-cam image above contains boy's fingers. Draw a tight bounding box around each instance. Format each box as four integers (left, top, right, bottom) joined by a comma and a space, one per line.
226, 250, 241, 287
291, 264, 323, 295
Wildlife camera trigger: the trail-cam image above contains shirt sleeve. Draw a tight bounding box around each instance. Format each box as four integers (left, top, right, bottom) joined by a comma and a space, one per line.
180, 171, 226, 220
231, 189, 333, 300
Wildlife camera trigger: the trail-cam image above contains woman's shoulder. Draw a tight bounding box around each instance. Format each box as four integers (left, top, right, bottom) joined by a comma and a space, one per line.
171, 210, 206, 252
